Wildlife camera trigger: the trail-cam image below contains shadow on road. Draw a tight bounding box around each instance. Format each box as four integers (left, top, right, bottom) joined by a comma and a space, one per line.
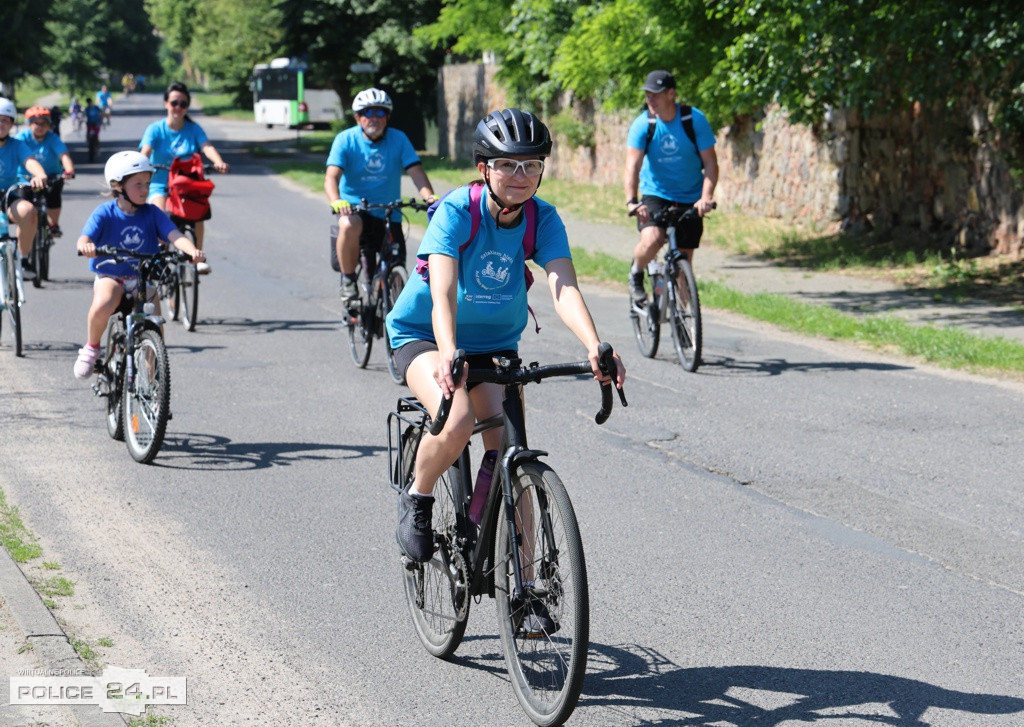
153, 432, 384, 470
697, 355, 912, 377
581, 643, 1024, 725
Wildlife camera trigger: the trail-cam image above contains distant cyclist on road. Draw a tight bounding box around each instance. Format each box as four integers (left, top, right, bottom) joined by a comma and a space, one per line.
324, 88, 438, 300
624, 70, 718, 303
385, 108, 625, 564
0, 97, 49, 280
139, 81, 229, 274
16, 106, 76, 236
97, 85, 113, 126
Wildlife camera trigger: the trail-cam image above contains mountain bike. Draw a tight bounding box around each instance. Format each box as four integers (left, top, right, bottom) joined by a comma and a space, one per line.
628, 202, 715, 372
28, 174, 68, 287
387, 343, 627, 726
88, 246, 186, 464
343, 198, 427, 383
0, 214, 25, 357
154, 161, 216, 331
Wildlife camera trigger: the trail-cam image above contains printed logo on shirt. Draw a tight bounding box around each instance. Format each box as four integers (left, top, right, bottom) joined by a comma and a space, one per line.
364, 152, 385, 176
475, 250, 515, 291
658, 134, 680, 159
121, 226, 147, 251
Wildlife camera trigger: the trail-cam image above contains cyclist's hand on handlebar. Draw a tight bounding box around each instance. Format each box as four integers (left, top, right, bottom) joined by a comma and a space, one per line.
63, 170, 76, 180
30, 175, 47, 190
435, 346, 467, 399
330, 199, 353, 216
696, 198, 716, 216
187, 248, 206, 265
213, 161, 230, 174
588, 343, 626, 389
77, 239, 97, 258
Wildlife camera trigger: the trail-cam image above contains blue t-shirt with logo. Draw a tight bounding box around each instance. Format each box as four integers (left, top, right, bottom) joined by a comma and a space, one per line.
627, 105, 716, 203
81, 200, 179, 277
386, 186, 571, 353
0, 137, 35, 190
326, 127, 420, 222
97, 90, 112, 110
139, 119, 209, 196
15, 129, 68, 177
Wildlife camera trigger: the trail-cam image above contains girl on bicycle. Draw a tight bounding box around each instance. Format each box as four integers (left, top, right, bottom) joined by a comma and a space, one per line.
385, 108, 625, 563
139, 81, 228, 274
73, 151, 205, 379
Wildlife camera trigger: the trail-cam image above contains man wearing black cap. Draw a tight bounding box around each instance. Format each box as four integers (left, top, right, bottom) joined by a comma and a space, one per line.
624, 69, 718, 303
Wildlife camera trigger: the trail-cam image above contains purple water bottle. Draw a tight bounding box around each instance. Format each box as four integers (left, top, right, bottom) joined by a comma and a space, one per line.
468, 450, 498, 525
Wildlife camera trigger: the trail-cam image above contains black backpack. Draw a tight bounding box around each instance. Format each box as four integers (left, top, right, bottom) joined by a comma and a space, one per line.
643, 103, 703, 169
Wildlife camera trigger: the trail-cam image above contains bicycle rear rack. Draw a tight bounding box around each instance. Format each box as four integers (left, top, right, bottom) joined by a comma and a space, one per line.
387, 396, 430, 493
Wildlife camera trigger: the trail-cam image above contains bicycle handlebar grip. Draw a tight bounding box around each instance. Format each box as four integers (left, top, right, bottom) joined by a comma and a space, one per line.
426, 349, 467, 436
595, 342, 615, 425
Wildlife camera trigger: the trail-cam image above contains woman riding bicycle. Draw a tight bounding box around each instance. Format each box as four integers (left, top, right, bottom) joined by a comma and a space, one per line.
140, 81, 228, 274
385, 107, 625, 564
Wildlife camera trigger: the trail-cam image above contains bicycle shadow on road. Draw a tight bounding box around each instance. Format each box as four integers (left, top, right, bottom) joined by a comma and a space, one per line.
153, 432, 384, 470
198, 316, 342, 335
580, 643, 1024, 725
697, 355, 913, 378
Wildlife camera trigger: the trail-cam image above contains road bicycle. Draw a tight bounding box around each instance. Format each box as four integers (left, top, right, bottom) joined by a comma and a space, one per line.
387, 343, 627, 726
153, 161, 216, 331
28, 174, 69, 287
0, 212, 26, 357
628, 202, 715, 372
89, 245, 186, 464
342, 198, 427, 383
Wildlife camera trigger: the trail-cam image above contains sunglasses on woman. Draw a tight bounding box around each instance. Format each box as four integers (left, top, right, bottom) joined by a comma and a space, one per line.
485, 158, 545, 177
168, 100, 190, 108
360, 108, 389, 118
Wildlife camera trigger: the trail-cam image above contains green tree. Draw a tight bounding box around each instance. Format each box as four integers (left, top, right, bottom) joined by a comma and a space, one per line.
1, 1, 53, 94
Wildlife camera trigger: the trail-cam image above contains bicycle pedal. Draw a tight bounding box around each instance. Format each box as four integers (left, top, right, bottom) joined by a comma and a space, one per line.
400, 556, 420, 571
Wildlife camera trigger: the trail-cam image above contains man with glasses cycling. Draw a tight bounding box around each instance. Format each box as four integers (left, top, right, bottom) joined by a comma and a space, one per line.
624, 70, 718, 303
324, 88, 438, 300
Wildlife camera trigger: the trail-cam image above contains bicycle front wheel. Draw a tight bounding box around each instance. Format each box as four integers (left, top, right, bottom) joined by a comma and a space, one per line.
30, 228, 43, 289
495, 462, 589, 727
383, 266, 407, 384
3, 246, 23, 357
124, 330, 171, 464
347, 294, 373, 368
104, 318, 126, 440
179, 262, 199, 331
669, 258, 702, 372
630, 273, 660, 358
39, 231, 51, 282
403, 460, 470, 659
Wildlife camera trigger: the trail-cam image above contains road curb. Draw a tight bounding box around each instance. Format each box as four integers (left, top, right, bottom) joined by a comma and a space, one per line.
0, 548, 126, 726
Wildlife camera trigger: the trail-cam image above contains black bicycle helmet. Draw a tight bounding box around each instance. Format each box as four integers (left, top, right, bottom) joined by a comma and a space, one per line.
473, 108, 552, 163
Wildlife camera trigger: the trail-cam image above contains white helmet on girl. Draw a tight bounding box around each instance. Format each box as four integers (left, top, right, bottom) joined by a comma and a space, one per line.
0, 97, 17, 121
352, 88, 393, 113
104, 150, 154, 185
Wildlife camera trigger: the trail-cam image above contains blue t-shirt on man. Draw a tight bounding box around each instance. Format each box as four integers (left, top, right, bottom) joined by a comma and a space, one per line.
81, 200, 179, 278
386, 185, 571, 353
0, 136, 35, 190
626, 105, 716, 203
326, 127, 421, 222
15, 129, 68, 177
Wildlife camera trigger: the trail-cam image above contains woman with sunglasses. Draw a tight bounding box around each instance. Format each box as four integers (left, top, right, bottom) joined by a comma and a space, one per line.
324, 88, 437, 300
385, 108, 625, 564
139, 81, 229, 274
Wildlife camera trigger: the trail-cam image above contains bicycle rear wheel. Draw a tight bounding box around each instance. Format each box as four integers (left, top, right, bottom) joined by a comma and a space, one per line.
495, 462, 588, 727
630, 272, 660, 358
179, 262, 199, 331
403, 458, 470, 659
159, 268, 180, 322
383, 266, 408, 384
124, 329, 171, 464
104, 318, 126, 441
669, 258, 702, 372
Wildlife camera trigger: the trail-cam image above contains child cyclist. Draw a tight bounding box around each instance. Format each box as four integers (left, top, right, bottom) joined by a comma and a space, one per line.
73, 151, 205, 379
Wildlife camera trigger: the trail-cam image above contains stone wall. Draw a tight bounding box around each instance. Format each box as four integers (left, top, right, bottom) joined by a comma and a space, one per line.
438, 63, 1024, 257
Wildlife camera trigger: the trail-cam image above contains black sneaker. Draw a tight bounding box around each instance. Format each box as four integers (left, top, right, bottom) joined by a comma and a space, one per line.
396, 489, 435, 562
339, 277, 358, 300
21, 257, 36, 281
512, 594, 559, 638
629, 270, 646, 304
49, 224, 62, 239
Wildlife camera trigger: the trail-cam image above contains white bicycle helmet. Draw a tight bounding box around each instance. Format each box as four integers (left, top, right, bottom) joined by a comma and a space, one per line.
105, 150, 154, 185
352, 88, 393, 113
0, 97, 17, 121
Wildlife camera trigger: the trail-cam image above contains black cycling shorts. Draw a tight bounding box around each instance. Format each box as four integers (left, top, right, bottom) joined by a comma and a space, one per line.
392, 340, 517, 389
358, 212, 407, 272
1, 180, 63, 214
637, 195, 703, 250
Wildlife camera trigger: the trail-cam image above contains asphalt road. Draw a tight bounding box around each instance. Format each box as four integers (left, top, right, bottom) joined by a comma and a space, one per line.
1, 94, 1022, 726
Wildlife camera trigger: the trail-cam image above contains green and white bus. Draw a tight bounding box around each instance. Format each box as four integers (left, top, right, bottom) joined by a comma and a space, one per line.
251, 58, 342, 128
